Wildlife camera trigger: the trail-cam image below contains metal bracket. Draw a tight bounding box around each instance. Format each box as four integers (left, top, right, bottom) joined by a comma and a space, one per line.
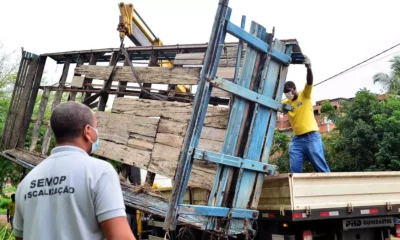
305, 206, 311, 216
387, 202, 392, 211
226, 21, 291, 65
347, 203, 353, 213
280, 206, 285, 216
194, 149, 277, 175
210, 77, 293, 112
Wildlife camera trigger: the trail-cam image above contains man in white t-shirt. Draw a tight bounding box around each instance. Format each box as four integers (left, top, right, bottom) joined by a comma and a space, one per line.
13, 101, 136, 240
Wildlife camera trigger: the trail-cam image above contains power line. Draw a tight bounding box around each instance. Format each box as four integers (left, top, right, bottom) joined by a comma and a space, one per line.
314, 42, 400, 87
334, 49, 400, 76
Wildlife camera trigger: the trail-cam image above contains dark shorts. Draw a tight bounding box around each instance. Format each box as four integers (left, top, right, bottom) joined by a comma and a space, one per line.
10, 216, 13, 228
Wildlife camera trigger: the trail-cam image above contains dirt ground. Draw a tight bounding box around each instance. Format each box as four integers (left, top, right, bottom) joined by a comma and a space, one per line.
0, 215, 9, 227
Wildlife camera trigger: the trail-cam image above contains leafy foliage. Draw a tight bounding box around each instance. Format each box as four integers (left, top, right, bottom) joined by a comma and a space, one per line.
373, 56, 400, 94
321, 100, 338, 123
0, 45, 23, 190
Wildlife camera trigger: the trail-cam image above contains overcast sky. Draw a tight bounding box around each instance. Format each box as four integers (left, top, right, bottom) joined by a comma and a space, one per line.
1, 0, 399, 103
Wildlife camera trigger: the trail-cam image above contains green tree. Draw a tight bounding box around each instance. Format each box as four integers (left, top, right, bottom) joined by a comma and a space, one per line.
0, 44, 19, 98
332, 88, 400, 171
321, 132, 353, 172
269, 131, 290, 173
0, 44, 23, 191
373, 56, 400, 94
321, 100, 338, 123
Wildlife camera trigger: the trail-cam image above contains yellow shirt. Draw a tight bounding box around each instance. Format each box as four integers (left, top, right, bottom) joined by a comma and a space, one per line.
7, 201, 15, 217
281, 83, 319, 135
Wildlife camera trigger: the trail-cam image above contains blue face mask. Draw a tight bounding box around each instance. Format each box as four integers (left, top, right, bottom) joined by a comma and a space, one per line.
89, 126, 100, 154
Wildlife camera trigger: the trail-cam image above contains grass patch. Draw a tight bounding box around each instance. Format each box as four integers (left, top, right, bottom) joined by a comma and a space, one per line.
0, 226, 14, 240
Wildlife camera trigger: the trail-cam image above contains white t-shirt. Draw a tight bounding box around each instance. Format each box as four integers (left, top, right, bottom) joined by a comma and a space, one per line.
13, 146, 126, 240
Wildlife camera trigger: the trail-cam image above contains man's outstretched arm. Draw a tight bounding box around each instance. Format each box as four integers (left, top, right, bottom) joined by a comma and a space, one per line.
304, 56, 313, 85
307, 68, 313, 85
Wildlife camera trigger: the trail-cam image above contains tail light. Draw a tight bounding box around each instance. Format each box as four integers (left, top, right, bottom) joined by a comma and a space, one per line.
303, 230, 313, 240
396, 224, 400, 237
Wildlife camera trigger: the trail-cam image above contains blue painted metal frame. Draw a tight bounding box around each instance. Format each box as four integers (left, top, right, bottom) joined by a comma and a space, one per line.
179, 205, 258, 219
164, 0, 295, 235
210, 77, 293, 112
232, 40, 287, 209
226, 21, 291, 65
163, 0, 232, 231
194, 149, 276, 174
233, 16, 246, 83
213, 22, 267, 210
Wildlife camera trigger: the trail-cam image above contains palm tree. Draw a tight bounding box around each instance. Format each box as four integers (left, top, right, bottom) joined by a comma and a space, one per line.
373, 56, 400, 94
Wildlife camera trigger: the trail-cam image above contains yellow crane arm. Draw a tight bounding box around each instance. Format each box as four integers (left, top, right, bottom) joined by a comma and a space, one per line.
118, 2, 190, 93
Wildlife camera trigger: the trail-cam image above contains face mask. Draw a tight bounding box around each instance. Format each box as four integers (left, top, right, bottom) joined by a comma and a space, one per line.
285, 92, 294, 100
89, 126, 99, 154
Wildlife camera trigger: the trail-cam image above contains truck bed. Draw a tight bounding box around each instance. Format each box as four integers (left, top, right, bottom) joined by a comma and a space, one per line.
259, 172, 400, 221
160, 172, 400, 222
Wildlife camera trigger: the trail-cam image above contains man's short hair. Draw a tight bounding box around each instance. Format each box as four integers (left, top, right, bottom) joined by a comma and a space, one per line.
284, 81, 296, 89
50, 101, 94, 142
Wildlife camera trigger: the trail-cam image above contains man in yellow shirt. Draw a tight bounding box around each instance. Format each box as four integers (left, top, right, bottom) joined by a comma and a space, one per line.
7, 194, 15, 230
282, 56, 330, 173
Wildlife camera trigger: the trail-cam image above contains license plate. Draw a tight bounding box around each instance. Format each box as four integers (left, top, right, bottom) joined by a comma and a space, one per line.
343, 217, 394, 230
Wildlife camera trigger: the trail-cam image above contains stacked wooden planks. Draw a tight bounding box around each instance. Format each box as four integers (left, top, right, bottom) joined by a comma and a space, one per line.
173, 44, 246, 68
173, 44, 246, 99
94, 98, 229, 190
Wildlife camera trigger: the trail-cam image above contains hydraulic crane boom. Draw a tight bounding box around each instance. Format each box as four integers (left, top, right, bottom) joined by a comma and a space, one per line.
117, 2, 190, 93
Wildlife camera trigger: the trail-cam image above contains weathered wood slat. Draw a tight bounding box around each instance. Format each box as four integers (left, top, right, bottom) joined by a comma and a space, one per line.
94, 140, 151, 169
200, 127, 226, 142
211, 88, 231, 98
121, 184, 205, 228
82, 53, 97, 101
174, 46, 246, 60
155, 133, 184, 149
127, 138, 154, 151
98, 53, 119, 111
148, 143, 216, 190
3, 149, 46, 166
41, 58, 72, 155
29, 87, 51, 151
215, 67, 236, 79
20, 56, 48, 148
75, 65, 201, 85
9, 59, 39, 149
112, 98, 229, 129
173, 59, 204, 66
158, 119, 188, 136
173, 45, 246, 67
198, 139, 223, 152
68, 54, 85, 101
96, 111, 159, 139
174, 53, 205, 60
174, 57, 242, 68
